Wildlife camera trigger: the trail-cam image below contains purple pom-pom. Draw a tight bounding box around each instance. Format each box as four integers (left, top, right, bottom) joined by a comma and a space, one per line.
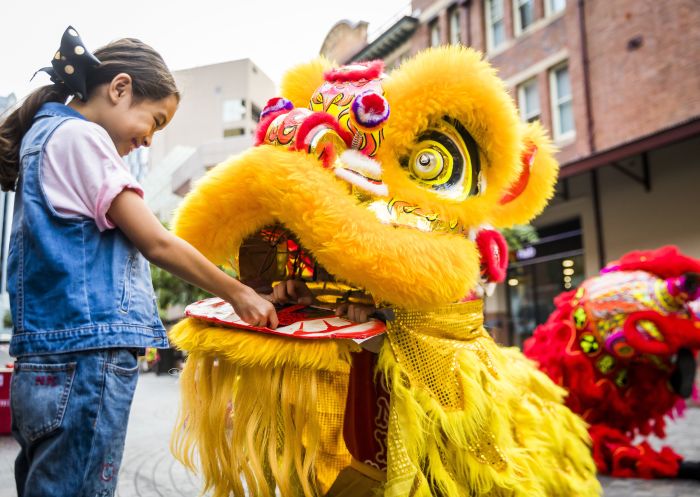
261, 97, 294, 119
351, 91, 390, 130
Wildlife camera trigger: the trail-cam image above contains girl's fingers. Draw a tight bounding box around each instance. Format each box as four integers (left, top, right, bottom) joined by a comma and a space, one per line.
335, 302, 349, 316
267, 308, 279, 329
286, 279, 298, 299
272, 283, 287, 303
347, 304, 373, 323
297, 295, 313, 305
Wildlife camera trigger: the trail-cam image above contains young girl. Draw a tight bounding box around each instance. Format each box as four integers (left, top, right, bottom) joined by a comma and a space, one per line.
0, 27, 278, 497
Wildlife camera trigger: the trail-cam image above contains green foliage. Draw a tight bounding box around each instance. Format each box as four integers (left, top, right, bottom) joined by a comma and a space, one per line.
149, 220, 212, 318
150, 263, 211, 312
3, 310, 12, 328
499, 224, 539, 252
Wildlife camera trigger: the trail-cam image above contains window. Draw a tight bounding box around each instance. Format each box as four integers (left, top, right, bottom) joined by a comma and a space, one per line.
223, 127, 245, 138
513, 0, 535, 35
251, 103, 262, 122
517, 78, 540, 123
430, 20, 441, 47
222, 99, 246, 122
545, 0, 566, 16
549, 63, 574, 140
486, 0, 505, 51
449, 8, 462, 45
174, 179, 191, 197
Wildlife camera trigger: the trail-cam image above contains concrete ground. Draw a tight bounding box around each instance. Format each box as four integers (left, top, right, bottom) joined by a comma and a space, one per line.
1, 372, 699, 496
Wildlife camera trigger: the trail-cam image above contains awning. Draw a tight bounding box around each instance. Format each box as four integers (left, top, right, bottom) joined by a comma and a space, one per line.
560, 116, 700, 178
349, 16, 419, 62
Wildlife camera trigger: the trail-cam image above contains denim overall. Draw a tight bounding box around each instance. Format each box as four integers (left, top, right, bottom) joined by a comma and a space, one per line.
8, 103, 168, 497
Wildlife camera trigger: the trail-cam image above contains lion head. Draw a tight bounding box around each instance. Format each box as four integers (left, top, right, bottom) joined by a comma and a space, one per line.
172, 46, 559, 310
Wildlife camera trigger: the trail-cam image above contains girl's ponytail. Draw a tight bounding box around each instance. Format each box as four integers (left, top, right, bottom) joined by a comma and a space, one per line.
0, 84, 71, 191
0, 28, 177, 193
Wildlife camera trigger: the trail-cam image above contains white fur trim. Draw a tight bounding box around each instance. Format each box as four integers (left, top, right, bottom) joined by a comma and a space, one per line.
339, 150, 383, 178
335, 168, 388, 197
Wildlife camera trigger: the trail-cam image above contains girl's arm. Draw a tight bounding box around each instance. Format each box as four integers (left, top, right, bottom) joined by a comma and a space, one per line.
107, 189, 278, 328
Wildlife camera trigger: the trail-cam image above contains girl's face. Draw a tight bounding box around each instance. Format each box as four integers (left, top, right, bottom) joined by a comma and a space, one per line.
85, 74, 179, 157
106, 92, 179, 157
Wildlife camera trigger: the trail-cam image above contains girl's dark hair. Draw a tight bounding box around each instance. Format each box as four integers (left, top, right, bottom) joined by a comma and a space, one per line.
0, 38, 179, 191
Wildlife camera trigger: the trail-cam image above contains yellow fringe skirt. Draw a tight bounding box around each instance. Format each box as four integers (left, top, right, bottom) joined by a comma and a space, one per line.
169, 300, 601, 497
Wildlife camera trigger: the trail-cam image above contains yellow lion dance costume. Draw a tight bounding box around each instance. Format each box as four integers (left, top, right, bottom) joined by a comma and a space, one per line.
169, 47, 601, 497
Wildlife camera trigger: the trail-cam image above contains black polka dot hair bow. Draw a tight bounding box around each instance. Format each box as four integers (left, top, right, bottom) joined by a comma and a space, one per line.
35, 26, 101, 101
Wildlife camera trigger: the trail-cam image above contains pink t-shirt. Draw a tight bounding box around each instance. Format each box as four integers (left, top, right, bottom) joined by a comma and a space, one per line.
42, 119, 144, 232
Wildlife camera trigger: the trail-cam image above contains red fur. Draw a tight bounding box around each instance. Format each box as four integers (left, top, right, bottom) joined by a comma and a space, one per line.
359, 93, 386, 114
606, 245, 700, 279
499, 143, 537, 205
523, 248, 700, 479
324, 60, 384, 83
476, 229, 509, 282
292, 112, 353, 152
254, 111, 287, 146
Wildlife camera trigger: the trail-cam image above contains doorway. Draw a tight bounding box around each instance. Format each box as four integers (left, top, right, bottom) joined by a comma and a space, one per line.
506, 218, 585, 346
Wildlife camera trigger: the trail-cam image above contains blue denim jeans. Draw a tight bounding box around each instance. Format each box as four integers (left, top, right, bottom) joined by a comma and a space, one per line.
11, 349, 139, 497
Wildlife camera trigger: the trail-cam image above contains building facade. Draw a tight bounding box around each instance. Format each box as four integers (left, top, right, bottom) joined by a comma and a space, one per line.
144, 59, 276, 221
321, 0, 700, 345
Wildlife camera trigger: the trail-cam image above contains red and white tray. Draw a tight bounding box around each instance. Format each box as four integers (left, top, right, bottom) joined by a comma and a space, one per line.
185, 297, 386, 340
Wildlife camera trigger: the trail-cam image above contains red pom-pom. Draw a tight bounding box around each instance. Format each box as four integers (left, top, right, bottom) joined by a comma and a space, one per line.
359, 93, 386, 114
476, 229, 509, 283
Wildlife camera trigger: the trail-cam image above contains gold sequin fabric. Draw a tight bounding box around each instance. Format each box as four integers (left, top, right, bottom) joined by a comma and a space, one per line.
378, 300, 601, 497
387, 300, 493, 411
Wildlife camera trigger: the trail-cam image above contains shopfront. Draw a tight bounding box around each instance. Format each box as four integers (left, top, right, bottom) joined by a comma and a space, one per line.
505, 218, 585, 346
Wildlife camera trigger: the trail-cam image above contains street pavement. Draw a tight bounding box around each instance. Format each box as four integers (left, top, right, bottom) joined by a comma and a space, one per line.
1, 372, 699, 496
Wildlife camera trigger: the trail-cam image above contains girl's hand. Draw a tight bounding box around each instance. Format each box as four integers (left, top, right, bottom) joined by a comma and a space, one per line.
335, 303, 375, 323
107, 190, 279, 329
229, 285, 279, 328
269, 279, 314, 305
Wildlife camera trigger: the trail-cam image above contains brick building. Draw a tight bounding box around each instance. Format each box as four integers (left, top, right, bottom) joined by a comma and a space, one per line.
321, 0, 700, 345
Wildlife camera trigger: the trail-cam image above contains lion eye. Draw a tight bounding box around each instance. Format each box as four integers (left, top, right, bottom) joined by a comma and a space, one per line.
412, 150, 444, 180
401, 118, 481, 200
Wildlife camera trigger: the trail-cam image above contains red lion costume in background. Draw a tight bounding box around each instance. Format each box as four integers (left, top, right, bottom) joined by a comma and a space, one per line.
524, 245, 700, 479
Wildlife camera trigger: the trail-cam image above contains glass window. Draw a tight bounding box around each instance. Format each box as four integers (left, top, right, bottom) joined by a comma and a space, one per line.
506, 218, 584, 346
549, 63, 574, 139
251, 103, 262, 122
514, 0, 535, 34
430, 20, 441, 47
517, 78, 540, 123
449, 8, 461, 45
222, 99, 246, 123
223, 127, 245, 138
546, 0, 566, 16
486, 0, 505, 51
